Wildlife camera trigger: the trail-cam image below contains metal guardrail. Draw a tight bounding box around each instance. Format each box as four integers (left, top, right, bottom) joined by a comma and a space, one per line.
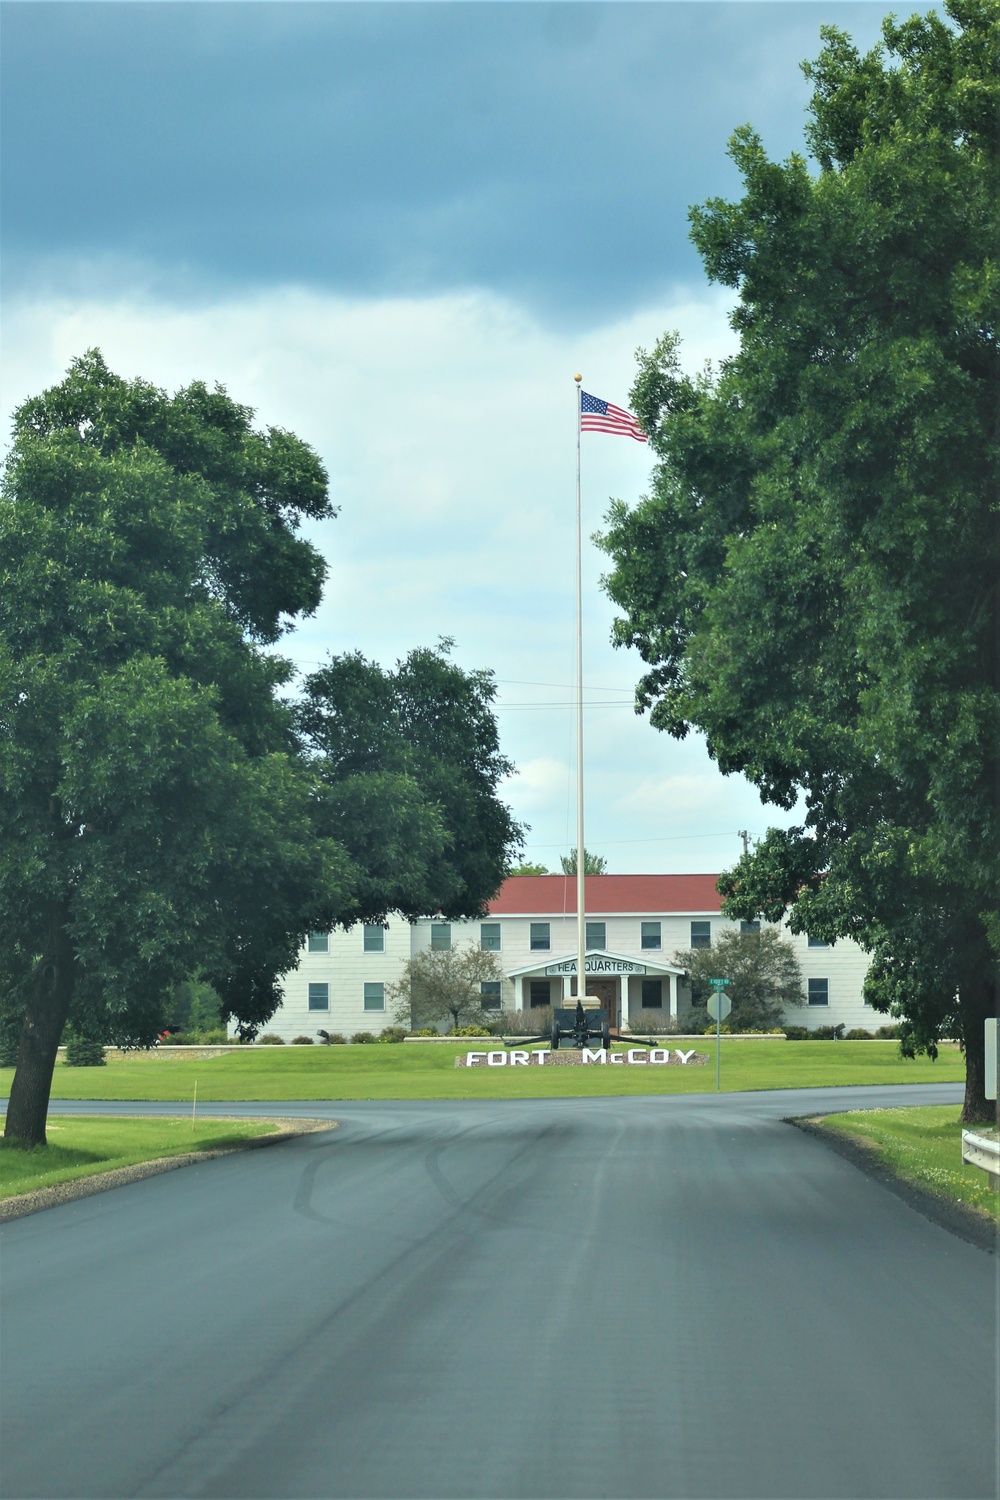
961, 1129, 1000, 1178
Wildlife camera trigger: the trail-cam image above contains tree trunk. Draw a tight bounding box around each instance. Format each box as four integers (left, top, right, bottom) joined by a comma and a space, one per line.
959, 967, 998, 1126
4, 907, 77, 1147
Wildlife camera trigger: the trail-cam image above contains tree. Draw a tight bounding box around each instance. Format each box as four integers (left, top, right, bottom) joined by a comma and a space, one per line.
510, 862, 550, 877
1, 355, 524, 1144
1, 351, 342, 1144
673, 930, 804, 1032
389, 943, 505, 1032
560, 848, 608, 875
295, 643, 523, 927
599, 3, 999, 1120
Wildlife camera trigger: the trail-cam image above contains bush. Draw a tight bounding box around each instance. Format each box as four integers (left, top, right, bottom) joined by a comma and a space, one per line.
290, 1035, 315, 1045
256, 1033, 286, 1045
782, 1025, 810, 1040
378, 1026, 407, 1043
875, 1024, 902, 1039
845, 1028, 874, 1040
65, 1034, 107, 1066
413, 1027, 439, 1037
498, 1007, 552, 1036
447, 1024, 494, 1037
810, 1024, 846, 1040
318, 1030, 346, 1045
350, 1031, 376, 1044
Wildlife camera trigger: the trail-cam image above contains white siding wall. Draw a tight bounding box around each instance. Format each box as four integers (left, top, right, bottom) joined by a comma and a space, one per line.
263, 906, 875, 1039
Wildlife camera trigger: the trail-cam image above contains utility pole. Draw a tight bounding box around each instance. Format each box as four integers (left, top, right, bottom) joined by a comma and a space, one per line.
739, 829, 750, 858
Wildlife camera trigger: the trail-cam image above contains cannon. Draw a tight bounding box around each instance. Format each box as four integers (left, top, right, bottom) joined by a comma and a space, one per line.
504, 997, 611, 1052
550, 998, 611, 1052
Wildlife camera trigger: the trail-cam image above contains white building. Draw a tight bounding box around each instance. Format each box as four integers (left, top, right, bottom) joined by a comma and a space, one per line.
269, 874, 874, 1039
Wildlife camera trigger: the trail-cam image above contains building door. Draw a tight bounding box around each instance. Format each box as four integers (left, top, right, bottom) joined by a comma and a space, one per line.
586, 978, 619, 1026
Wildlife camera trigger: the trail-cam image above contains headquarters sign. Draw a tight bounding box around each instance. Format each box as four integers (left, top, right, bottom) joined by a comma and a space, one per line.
545, 956, 647, 976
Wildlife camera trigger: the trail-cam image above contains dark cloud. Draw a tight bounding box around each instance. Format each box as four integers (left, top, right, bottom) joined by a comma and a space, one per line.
2, 2, 919, 323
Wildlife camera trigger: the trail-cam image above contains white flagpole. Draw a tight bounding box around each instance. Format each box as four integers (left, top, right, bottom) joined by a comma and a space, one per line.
574, 374, 586, 1004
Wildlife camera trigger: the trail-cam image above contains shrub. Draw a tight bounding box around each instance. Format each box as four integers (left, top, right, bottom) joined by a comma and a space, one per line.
318, 1030, 346, 1045
875, 1024, 902, 1039
782, 1025, 810, 1040
65, 1034, 107, 1066
350, 1031, 376, 1044
413, 1027, 439, 1037
809, 1024, 846, 1040
256, 1033, 286, 1045
498, 1007, 552, 1036
290, 1035, 315, 1045
447, 1024, 494, 1037
845, 1028, 874, 1040
378, 1026, 407, 1043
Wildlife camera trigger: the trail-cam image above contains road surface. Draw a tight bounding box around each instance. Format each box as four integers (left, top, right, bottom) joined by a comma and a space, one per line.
2, 1086, 996, 1498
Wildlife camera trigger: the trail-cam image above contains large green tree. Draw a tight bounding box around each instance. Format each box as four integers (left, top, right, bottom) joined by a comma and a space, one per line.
1, 354, 522, 1144
673, 929, 804, 1032
599, 2, 999, 1121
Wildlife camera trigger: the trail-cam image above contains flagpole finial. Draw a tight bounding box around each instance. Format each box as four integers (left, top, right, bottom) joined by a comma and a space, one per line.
574, 373, 582, 383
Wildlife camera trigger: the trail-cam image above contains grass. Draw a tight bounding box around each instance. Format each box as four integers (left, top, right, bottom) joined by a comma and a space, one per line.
0, 1038, 965, 1103
0, 1116, 280, 1201
814, 1105, 999, 1224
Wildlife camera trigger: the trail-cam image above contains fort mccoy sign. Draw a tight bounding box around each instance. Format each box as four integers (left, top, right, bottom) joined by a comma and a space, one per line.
458, 1048, 709, 1068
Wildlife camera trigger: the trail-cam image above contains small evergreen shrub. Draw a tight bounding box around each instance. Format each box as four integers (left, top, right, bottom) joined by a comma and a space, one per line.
845, 1028, 874, 1040
447, 1025, 494, 1037
875, 1024, 902, 1039
256, 1033, 286, 1045
350, 1031, 376, 1044
65, 1034, 107, 1066
413, 1027, 438, 1037
318, 1031, 346, 1045
809, 1024, 846, 1040
290, 1035, 315, 1045
378, 1026, 407, 1043
782, 1025, 810, 1040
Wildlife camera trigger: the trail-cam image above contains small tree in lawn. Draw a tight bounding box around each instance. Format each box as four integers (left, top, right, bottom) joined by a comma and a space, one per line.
390, 944, 505, 1032
674, 930, 804, 1031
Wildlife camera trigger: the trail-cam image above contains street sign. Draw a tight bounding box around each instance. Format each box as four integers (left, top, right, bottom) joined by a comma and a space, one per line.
708, 977, 731, 990
707, 992, 732, 1021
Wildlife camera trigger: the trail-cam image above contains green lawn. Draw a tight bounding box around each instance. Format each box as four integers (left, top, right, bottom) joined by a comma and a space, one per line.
814, 1105, 999, 1224
0, 1116, 280, 1200
0, 1038, 964, 1103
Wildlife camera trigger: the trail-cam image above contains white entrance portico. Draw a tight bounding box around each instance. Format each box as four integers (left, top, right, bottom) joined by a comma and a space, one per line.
505, 950, 685, 1028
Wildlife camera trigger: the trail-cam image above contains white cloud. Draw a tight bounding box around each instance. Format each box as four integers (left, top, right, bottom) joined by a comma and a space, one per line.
1, 279, 801, 873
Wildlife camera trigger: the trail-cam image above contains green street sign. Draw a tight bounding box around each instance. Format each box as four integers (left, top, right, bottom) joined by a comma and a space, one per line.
708, 977, 731, 990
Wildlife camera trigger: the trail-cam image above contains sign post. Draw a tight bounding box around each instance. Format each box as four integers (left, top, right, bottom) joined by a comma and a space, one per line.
707, 979, 732, 1092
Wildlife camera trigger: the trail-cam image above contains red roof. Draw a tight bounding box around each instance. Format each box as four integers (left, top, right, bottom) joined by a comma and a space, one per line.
487, 873, 722, 916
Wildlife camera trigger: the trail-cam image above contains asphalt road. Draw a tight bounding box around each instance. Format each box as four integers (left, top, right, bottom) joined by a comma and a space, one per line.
2, 1085, 997, 1500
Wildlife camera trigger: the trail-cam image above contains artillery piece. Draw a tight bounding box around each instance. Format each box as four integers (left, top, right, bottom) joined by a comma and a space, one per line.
504, 996, 611, 1052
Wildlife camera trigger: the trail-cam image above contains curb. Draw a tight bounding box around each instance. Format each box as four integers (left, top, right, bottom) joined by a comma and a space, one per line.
786, 1115, 998, 1255
0, 1118, 336, 1223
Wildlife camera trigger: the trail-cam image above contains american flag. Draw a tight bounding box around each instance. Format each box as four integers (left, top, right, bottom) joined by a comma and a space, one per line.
580, 390, 647, 443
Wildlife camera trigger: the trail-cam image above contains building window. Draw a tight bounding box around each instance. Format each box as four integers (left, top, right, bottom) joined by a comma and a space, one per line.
740, 920, 760, 936
430, 922, 451, 951
480, 922, 501, 952
481, 981, 502, 1011
641, 978, 663, 1009
807, 978, 829, 1007
364, 982, 385, 1012
363, 924, 385, 952
808, 936, 830, 947
308, 983, 329, 1011
585, 921, 606, 950
529, 979, 551, 1008
529, 922, 550, 951
690, 921, 711, 949
307, 932, 329, 954
641, 922, 661, 950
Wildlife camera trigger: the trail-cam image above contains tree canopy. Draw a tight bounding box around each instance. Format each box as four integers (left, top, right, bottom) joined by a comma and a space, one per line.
560, 848, 608, 875
674, 930, 804, 1033
389, 943, 505, 1032
1, 353, 522, 1143
598, 2, 999, 1120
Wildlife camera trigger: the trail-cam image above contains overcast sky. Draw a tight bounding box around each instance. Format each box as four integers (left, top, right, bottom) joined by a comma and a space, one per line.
2, 1, 925, 875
